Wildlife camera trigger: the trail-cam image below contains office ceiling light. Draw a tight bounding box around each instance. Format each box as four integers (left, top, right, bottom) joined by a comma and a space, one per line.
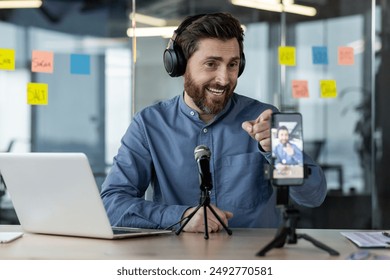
127, 25, 247, 38
0, 0, 43, 9
127, 26, 178, 38
231, 0, 317, 17
130, 13, 168, 27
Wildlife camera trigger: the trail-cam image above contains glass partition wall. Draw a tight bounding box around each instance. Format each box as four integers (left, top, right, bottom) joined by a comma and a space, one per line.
268, 2, 377, 229
1, 0, 388, 228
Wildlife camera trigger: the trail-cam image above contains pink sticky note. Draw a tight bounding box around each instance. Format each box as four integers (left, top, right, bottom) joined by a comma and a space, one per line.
31, 50, 54, 73
292, 80, 309, 98
338, 46, 354, 65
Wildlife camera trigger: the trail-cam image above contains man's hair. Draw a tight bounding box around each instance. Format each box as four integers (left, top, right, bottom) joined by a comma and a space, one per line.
176, 12, 244, 60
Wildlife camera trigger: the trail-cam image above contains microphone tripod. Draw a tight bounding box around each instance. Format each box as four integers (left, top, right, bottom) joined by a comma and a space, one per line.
257, 166, 340, 257
175, 185, 232, 239
175, 145, 232, 239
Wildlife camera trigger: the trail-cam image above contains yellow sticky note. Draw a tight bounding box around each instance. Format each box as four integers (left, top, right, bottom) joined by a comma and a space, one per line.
292, 80, 309, 98
27, 83, 48, 105
0, 48, 15, 71
279, 46, 296, 66
320, 80, 337, 98
338, 46, 354, 65
31, 50, 54, 73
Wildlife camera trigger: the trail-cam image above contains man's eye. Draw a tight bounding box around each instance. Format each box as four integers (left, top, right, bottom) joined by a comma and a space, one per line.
205, 62, 216, 67
230, 62, 239, 68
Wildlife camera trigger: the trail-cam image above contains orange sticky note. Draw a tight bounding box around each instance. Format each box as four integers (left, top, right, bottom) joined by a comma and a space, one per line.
278, 46, 296, 66
320, 80, 337, 98
0, 48, 15, 71
31, 50, 54, 73
338, 46, 354, 65
27, 83, 48, 105
292, 80, 309, 98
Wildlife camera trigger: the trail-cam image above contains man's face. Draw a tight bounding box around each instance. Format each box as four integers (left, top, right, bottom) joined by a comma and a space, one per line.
278, 129, 289, 145
184, 38, 240, 117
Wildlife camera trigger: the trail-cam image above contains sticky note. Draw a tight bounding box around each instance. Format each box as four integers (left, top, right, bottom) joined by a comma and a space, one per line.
292, 80, 309, 98
338, 46, 354, 65
320, 80, 337, 98
0, 48, 15, 71
70, 54, 90, 75
27, 83, 48, 105
278, 46, 296, 66
31, 50, 54, 73
312, 46, 328, 65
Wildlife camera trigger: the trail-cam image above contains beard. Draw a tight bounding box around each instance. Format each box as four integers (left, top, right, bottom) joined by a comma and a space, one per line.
184, 71, 236, 115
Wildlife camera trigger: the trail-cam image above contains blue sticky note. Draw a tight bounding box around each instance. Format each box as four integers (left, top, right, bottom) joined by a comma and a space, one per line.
312, 46, 328, 65
70, 54, 90, 75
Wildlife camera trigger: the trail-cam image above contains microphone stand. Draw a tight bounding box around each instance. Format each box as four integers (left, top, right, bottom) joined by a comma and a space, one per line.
175, 185, 232, 240
256, 165, 340, 257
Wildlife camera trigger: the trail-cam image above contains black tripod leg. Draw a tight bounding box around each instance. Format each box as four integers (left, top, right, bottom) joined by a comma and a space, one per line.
256, 227, 289, 256
298, 234, 340, 256
207, 205, 233, 235
203, 204, 210, 239
175, 203, 203, 235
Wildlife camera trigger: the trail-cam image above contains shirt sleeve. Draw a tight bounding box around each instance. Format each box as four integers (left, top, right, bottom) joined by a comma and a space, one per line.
288, 153, 327, 207
258, 143, 273, 163
100, 116, 189, 229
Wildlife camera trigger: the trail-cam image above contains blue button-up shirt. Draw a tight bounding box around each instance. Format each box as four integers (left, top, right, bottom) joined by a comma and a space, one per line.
274, 142, 303, 165
101, 93, 327, 229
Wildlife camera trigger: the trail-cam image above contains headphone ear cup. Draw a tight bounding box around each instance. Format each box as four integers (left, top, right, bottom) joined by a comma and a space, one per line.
238, 52, 246, 77
163, 40, 187, 77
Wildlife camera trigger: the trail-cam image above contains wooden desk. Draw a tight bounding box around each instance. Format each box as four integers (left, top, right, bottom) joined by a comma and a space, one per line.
1, 225, 389, 260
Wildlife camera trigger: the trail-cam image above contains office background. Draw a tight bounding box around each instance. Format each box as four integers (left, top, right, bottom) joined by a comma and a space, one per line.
0, 0, 389, 229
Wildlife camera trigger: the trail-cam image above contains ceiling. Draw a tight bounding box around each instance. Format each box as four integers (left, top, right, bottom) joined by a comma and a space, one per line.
0, 0, 374, 37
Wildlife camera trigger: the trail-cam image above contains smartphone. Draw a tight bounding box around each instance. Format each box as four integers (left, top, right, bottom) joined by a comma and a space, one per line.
270, 112, 304, 186
0, 232, 23, 243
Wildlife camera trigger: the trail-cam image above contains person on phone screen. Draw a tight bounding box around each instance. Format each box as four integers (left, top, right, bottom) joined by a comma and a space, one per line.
273, 125, 303, 168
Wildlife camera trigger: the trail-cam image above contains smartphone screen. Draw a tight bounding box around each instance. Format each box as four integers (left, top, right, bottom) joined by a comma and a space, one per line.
271, 112, 304, 186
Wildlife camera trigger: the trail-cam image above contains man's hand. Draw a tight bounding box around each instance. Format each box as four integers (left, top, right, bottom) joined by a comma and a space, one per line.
283, 143, 295, 156
241, 109, 273, 152
181, 204, 233, 233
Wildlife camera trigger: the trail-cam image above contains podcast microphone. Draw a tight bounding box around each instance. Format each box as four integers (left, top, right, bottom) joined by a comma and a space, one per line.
176, 145, 232, 238
194, 145, 212, 190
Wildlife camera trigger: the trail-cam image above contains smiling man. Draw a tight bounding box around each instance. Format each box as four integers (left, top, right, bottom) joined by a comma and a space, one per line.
101, 13, 327, 233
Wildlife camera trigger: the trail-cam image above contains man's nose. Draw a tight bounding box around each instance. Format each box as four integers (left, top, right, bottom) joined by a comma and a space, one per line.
215, 67, 229, 85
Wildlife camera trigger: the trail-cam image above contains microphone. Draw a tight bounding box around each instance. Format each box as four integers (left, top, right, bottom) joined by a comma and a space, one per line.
194, 145, 212, 190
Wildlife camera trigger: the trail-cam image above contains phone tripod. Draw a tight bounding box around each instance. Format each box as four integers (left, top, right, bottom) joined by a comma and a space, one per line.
175, 186, 232, 240
257, 181, 340, 256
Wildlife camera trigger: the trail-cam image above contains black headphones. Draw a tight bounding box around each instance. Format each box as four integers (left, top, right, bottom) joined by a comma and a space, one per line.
163, 14, 246, 78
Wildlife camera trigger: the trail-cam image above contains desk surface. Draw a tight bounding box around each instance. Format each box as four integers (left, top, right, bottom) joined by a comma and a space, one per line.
1, 225, 389, 260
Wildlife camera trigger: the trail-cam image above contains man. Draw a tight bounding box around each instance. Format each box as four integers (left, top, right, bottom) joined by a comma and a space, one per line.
273, 125, 303, 166
101, 13, 326, 233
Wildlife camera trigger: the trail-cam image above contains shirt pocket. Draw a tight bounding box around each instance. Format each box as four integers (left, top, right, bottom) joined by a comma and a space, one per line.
215, 152, 272, 210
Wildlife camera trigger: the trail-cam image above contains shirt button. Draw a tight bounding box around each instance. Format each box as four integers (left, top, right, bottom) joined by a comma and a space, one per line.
190, 111, 195, 116
203, 128, 208, 133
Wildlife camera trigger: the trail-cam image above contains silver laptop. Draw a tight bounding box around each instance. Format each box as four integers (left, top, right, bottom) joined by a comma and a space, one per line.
0, 152, 172, 239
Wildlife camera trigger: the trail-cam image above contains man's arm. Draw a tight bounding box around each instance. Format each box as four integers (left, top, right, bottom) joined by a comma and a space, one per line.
100, 117, 188, 229
242, 109, 327, 207
290, 143, 303, 165
288, 153, 327, 207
